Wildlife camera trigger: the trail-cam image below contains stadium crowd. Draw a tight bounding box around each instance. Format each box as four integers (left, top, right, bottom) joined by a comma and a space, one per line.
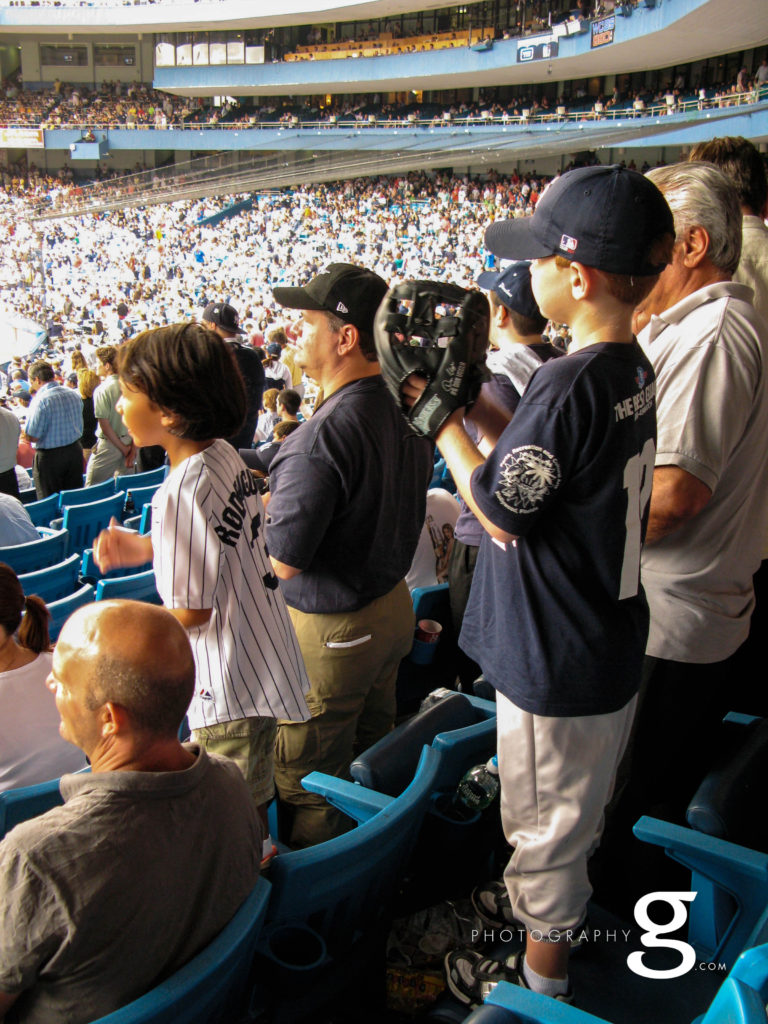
0, 135, 767, 1023
1, 71, 764, 131
0, 168, 559, 344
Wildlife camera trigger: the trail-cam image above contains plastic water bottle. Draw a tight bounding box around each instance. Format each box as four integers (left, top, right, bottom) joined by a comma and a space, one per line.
455, 756, 500, 812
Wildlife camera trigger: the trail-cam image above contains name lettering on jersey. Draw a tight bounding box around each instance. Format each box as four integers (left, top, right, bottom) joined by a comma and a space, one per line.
214, 469, 261, 548
495, 445, 562, 514
614, 376, 656, 423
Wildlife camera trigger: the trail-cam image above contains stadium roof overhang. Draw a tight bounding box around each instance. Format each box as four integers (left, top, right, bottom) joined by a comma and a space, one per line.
2, 0, 767, 96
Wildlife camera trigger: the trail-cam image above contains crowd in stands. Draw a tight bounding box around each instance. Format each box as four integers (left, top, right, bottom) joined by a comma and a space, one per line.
0, 169, 562, 341
0, 79, 209, 128
1, 67, 765, 134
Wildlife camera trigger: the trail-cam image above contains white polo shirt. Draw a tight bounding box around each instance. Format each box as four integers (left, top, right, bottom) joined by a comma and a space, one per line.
639, 281, 768, 662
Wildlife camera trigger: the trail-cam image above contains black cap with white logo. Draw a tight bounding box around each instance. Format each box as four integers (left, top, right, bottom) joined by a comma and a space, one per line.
202, 301, 245, 335
273, 263, 389, 336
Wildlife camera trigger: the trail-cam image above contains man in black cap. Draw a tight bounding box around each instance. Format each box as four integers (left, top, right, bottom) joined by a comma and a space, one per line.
449, 262, 560, 686
394, 167, 674, 1007
266, 263, 433, 848
201, 301, 265, 451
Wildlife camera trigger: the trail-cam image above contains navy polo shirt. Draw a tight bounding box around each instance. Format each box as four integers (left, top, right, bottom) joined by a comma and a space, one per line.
267, 376, 433, 614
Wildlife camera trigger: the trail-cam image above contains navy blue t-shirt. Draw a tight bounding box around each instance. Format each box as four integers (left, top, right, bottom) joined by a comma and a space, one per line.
226, 341, 266, 452
266, 375, 433, 614
460, 341, 656, 716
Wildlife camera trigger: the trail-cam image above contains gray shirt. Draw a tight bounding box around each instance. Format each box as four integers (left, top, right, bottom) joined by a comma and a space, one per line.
735, 215, 768, 325
0, 407, 20, 474
0, 746, 262, 1024
0, 494, 39, 547
639, 281, 768, 662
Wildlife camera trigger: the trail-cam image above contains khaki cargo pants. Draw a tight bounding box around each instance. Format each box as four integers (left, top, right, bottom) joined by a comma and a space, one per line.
275, 580, 414, 848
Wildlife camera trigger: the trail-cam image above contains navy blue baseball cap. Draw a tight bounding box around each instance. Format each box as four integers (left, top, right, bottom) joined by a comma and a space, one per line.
484, 165, 674, 276
476, 261, 541, 320
202, 301, 245, 335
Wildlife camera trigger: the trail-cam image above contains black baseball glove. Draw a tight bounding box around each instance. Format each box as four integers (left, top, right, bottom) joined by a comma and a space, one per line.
374, 281, 491, 438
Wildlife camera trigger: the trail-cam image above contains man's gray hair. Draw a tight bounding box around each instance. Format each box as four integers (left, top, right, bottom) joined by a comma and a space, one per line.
646, 162, 742, 275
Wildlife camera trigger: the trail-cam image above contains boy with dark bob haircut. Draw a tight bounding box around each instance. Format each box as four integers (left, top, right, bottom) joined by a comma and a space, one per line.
94, 322, 310, 867
116, 323, 246, 441
402, 166, 674, 1007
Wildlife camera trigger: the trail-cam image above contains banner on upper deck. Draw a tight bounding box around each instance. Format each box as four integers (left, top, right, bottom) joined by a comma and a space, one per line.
517, 37, 559, 62
0, 128, 44, 149
591, 15, 616, 47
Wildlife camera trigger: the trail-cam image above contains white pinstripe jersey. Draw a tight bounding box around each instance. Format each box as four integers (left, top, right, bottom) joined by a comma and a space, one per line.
151, 439, 310, 730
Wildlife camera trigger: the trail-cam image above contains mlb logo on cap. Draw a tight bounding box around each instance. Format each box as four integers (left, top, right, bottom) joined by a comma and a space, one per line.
560, 235, 578, 254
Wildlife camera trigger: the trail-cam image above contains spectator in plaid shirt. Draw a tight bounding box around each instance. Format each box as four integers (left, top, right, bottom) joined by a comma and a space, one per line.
23, 362, 83, 498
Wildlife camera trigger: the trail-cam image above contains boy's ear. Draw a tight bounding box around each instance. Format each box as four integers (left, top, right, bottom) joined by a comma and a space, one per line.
494, 303, 509, 327
159, 410, 183, 432
567, 261, 593, 301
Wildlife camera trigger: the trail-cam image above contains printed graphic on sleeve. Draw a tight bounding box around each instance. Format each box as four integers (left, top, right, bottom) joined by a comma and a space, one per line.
495, 445, 562, 514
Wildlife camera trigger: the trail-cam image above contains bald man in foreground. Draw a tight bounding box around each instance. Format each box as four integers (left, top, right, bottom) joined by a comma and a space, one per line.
0, 601, 262, 1024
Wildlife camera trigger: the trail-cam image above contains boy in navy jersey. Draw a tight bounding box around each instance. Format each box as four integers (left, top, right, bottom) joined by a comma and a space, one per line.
403, 166, 675, 1006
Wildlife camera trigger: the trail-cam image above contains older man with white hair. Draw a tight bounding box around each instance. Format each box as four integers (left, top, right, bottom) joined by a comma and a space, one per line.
602, 163, 768, 892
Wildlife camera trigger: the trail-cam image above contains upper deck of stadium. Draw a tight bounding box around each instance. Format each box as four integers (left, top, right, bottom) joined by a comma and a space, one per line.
0, 0, 764, 97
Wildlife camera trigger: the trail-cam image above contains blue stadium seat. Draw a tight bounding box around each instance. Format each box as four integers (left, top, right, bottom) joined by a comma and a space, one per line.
58, 477, 117, 509
699, 942, 768, 1024
350, 692, 497, 906
91, 877, 272, 1024
123, 504, 152, 534
61, 492, 126, 555
0, 528, 69, 574
440, 462, 457, 493
139, 504, 152, 534
114, 466, 167, 492
633, 712, 768, 969
412, 582, 450, 624
0, 776, 65, 840
431, 457, 447, 489
96, 570, 161, 605
463, 941, 768, 1024
47, 584, 96, 642
122, 484, 160, 522
24, 493, 60, 528
633, 817, 768, 971
351, 691, 496, 796
253, 746, 440, 1023
81, 547, 153, 584
18, 552, 82, 603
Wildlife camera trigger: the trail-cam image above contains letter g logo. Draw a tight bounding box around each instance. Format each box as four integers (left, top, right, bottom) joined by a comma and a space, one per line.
627, 892, 697, 979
